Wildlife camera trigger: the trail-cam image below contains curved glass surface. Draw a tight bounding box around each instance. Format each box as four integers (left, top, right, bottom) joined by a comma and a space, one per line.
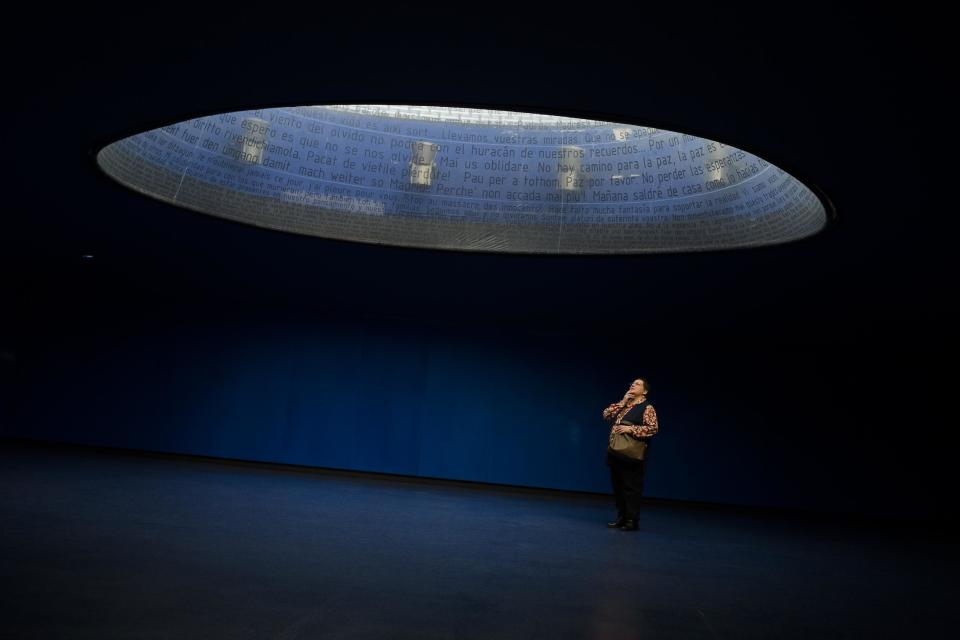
96, 105, 829, 254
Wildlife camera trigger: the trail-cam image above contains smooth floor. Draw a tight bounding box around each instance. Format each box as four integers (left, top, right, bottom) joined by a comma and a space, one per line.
1, 440, 956, 639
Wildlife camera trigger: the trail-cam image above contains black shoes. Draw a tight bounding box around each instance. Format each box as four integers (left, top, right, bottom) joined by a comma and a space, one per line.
619, 519, 639, 531
607, 516, 639, 530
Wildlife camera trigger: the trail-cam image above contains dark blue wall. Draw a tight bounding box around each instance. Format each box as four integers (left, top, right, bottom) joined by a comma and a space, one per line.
4, 264, 947, 522
0, 293, 14, 432
0, 351, 12, 430
10, 302, 621, 493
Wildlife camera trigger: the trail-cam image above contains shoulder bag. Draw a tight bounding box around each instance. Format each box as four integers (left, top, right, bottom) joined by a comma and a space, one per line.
608, 421, 648, 461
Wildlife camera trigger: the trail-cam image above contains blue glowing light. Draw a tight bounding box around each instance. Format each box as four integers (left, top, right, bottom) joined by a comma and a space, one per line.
97, 105, 828, 254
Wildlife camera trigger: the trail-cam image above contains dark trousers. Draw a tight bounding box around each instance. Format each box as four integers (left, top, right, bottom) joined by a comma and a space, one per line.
607, 452, 647, 520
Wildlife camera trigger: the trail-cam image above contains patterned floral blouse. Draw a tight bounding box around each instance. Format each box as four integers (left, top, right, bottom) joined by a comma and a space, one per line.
602, 396, 659, 446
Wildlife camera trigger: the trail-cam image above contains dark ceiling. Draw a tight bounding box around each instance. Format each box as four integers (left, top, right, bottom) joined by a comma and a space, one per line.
4, 11, 952, 348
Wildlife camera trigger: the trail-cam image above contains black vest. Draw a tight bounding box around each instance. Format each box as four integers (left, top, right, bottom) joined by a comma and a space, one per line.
620, 399, 652, 436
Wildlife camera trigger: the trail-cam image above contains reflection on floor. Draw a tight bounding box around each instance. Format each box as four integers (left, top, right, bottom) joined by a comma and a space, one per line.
1, 440, 956, 639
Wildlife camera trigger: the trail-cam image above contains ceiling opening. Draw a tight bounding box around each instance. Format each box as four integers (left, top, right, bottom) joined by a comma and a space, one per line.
96, 104, 830, 254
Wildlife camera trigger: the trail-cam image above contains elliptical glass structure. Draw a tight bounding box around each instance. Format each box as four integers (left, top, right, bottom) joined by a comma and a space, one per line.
97, 105, 829, 254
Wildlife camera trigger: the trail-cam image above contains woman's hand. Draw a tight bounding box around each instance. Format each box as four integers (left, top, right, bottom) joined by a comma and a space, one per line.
602, 402, 623, 421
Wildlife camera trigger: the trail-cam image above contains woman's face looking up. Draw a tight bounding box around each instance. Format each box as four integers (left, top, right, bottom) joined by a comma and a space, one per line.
627, 379, 647, 400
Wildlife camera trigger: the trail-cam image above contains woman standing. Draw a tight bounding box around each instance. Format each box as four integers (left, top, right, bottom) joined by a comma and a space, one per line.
602, 378, 659, 531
